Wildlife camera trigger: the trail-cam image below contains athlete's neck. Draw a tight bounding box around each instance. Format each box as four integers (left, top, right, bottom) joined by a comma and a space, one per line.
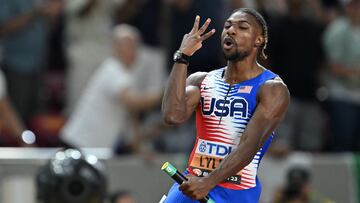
225, 57, 264, 84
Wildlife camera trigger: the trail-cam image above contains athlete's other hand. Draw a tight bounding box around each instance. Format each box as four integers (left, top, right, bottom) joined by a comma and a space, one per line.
179, 175, 214, 200
179, 15, 216, 56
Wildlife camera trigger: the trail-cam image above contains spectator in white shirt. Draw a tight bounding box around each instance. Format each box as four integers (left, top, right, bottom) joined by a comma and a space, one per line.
61, 24, 162, 149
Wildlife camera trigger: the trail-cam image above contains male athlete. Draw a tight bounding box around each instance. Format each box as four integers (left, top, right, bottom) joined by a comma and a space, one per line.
162, 8, 290, 203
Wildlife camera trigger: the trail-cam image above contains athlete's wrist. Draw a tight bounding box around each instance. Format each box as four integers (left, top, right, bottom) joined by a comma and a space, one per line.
173, 50, 190, 65
203, 175, 218, 189
178, 48, 193, 57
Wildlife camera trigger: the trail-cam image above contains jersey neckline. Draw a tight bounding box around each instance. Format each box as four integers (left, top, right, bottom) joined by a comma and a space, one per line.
220, 66, 269, 86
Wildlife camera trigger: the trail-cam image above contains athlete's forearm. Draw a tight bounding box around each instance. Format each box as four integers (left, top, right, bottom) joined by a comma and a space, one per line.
204, 139, 259, 187
161, 63, 189, 124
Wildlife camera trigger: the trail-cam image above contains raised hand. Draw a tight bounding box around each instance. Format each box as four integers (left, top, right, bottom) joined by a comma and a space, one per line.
179, 15, 216, 56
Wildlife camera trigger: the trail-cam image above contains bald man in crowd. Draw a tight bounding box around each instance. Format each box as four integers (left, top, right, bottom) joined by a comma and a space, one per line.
61, 24, 162, 150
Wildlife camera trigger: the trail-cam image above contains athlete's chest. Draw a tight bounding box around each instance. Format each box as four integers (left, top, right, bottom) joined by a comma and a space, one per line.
200, 78, 257, 119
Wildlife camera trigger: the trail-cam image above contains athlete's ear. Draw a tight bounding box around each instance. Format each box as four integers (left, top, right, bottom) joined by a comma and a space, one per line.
255, 35, 264, 47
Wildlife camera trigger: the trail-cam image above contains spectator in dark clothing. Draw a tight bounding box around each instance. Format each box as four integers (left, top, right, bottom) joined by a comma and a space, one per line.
322, 0, 360, 151
114, 0, 162, 48
269, 0, 325, 151
0, 0, 63, 123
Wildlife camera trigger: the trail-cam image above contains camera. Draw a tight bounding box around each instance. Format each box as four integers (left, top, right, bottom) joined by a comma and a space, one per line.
36, 149, 107, 203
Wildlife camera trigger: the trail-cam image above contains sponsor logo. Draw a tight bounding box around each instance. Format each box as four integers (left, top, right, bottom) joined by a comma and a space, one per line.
193, 168, 202, 176
199, 141, 206, 153
197, 140, 233, 157
203, 86, 214, 90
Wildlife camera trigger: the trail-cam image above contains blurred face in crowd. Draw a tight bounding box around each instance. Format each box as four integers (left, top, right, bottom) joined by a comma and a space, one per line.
114, 35, 139, 67
286, 0, 304, 15
112, 25, 140, 67
345, 0, 360, 24
221, 11, 264, 62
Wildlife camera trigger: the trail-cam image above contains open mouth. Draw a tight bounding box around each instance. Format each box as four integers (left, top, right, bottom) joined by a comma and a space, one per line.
223, 37, 235, 50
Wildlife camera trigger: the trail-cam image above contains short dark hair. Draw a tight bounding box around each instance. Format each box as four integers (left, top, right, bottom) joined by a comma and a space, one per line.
232, 8, 268, 60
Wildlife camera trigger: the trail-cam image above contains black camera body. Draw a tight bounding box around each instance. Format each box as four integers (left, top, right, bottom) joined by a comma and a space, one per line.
37, 149, 107, 203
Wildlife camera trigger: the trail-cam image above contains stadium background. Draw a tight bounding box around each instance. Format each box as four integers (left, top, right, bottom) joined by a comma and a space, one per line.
1, 0, 360, 202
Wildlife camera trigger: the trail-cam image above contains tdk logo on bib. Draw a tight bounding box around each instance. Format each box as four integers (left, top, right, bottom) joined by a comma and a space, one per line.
197, 140, 233, 157
201, 97, 248, 118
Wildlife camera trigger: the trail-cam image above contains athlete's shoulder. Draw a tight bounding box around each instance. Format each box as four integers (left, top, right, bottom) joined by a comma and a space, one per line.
263, 75, 288, 93
259, 76, 290, 104
186, 71, 208, 86
186, 67, 225, 86
266, 75, 286, 85
261, 68, 286, 88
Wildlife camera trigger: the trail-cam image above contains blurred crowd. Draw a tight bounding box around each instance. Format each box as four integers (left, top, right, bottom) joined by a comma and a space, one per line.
0, 0, 360, 155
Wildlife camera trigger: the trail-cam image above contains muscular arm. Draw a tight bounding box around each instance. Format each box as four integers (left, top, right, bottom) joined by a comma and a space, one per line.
161, 64, 206, 125
205, 78, 290, 187
162, 15, 215, 125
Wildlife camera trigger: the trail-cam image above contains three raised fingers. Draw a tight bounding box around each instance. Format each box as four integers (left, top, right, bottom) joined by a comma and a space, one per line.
190, 15, 215, 42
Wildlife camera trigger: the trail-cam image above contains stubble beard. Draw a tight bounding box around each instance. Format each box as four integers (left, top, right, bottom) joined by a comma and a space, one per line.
223, 48, 251, 62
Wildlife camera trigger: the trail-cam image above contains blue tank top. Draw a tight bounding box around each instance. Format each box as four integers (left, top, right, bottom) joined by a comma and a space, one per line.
188, 67, 278, 190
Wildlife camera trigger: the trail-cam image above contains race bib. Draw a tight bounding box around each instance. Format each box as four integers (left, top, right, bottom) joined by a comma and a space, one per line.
189, 139, 242, 184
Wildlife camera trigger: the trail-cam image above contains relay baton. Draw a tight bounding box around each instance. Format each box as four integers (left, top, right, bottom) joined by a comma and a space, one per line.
161, 162, 215, 203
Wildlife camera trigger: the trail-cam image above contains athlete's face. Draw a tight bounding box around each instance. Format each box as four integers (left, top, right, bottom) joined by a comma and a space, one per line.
221, 11, 264, 62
